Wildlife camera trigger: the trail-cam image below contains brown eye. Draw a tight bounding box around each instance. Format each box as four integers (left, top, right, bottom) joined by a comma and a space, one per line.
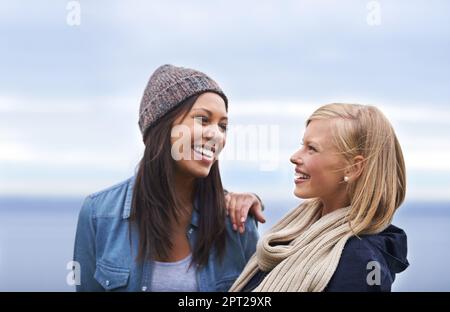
219, 123, 228, 131
194, 116, 208, 123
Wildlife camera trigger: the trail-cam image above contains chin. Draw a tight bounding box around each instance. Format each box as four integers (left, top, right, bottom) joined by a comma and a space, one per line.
195, 170, 210, 178
294, 187, 312, 199
190, 165, 212, 178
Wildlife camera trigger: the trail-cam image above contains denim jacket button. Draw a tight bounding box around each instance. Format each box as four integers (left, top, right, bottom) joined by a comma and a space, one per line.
105, 280, 110, 286
188, 228, 193, 234
142, 286, 147, 291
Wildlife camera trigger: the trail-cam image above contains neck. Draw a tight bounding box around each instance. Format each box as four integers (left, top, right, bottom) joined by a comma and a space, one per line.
320, 193, 349, 218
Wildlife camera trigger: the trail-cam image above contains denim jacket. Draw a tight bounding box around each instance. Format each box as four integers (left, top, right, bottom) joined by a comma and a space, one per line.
73, 176, 259, 292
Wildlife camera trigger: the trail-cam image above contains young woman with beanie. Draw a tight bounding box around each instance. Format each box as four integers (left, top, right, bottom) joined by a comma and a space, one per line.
230, 103, 409, 292
74, 64, 265, 292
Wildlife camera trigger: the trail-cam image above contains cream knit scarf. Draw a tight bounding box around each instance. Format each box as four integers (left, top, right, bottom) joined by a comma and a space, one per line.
230, 201, 353, 292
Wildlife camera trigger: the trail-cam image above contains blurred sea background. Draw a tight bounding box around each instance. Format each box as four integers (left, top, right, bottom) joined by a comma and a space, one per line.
1, 0, 450, 291
0, 198, 449, 291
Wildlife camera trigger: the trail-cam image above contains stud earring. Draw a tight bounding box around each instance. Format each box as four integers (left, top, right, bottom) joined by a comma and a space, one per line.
344, 176, 349, 183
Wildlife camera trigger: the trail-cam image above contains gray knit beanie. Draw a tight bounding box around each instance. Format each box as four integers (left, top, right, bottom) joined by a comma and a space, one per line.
138, 64, 228, 138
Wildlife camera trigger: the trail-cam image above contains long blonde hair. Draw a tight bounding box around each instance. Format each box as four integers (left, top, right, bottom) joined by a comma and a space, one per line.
306, 103, 406, 235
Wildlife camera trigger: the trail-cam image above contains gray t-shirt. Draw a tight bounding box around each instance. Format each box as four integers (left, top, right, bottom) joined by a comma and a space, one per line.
150, 253, 198, 292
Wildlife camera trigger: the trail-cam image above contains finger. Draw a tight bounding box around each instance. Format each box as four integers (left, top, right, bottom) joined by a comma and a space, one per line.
229, 195, 238, 231
253, 206, 266, 223
224, 193, 231, 215
239, 198, 252, 224
238, 196, 253, 224
239, 223, 246, 234
234, 197, 243, 230
248, 195, 266, 223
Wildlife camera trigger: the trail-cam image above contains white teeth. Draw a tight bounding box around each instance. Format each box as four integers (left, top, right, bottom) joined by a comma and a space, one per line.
295, 172, 310, 179
203, 149, 213, 158
193, 146, 214, 158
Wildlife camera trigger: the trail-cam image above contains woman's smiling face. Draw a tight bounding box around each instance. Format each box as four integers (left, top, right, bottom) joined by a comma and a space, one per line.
290, 119, 348, 202
170, 92, 228, 178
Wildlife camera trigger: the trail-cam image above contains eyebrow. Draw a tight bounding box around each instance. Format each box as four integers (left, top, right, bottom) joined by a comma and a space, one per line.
303, 138, 321, 148
191, 108, 228, 121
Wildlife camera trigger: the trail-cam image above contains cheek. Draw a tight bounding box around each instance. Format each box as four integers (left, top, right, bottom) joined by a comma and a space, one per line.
171, 121, 194, 141
312, 159, 344, 187
304, 156, 320, 176
307, 157, 337, 184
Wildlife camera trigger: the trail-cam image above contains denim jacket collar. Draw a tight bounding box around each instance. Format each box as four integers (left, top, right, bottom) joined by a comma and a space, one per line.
122, 175, 135, 220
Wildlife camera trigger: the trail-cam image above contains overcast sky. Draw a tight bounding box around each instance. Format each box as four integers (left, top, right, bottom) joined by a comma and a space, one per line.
1, 0, 449, 202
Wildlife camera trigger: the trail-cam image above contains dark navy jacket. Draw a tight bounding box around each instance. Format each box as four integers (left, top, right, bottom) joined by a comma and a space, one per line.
325, 224, 409, 291
242, 224, 409, 292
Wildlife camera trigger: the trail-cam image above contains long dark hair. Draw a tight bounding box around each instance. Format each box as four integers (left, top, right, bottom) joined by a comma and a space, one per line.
130, 93, 227, 267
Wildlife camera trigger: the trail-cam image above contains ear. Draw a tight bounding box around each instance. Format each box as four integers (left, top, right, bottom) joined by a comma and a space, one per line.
345, 155, 365, 182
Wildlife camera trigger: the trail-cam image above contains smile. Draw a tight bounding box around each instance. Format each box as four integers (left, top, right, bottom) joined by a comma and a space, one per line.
294, 170, 310, 184
192, 145, 215, 161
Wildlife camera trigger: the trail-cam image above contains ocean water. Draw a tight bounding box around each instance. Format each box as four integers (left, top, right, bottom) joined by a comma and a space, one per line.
0, 197, 449, 291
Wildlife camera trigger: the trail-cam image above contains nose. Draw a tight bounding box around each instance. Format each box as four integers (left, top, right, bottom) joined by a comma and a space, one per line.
203, 124, 223, 141
290, 149, 303, 165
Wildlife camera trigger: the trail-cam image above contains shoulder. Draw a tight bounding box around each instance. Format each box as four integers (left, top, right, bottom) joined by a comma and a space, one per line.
237, 215, 259, 251
244, 215, 259, 233
326, 235, 392, 292
223, 214, 259, 241
81, 176, 135, 219
227, 214, 259, 233
341, 235, 385, 262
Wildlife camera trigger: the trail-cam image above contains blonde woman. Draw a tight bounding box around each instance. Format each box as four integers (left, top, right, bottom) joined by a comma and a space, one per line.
230, 103, 409, 292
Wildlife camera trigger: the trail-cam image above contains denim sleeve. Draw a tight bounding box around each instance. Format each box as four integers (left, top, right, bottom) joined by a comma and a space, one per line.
73, 196, 103, 292
241, 216, 259, 262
